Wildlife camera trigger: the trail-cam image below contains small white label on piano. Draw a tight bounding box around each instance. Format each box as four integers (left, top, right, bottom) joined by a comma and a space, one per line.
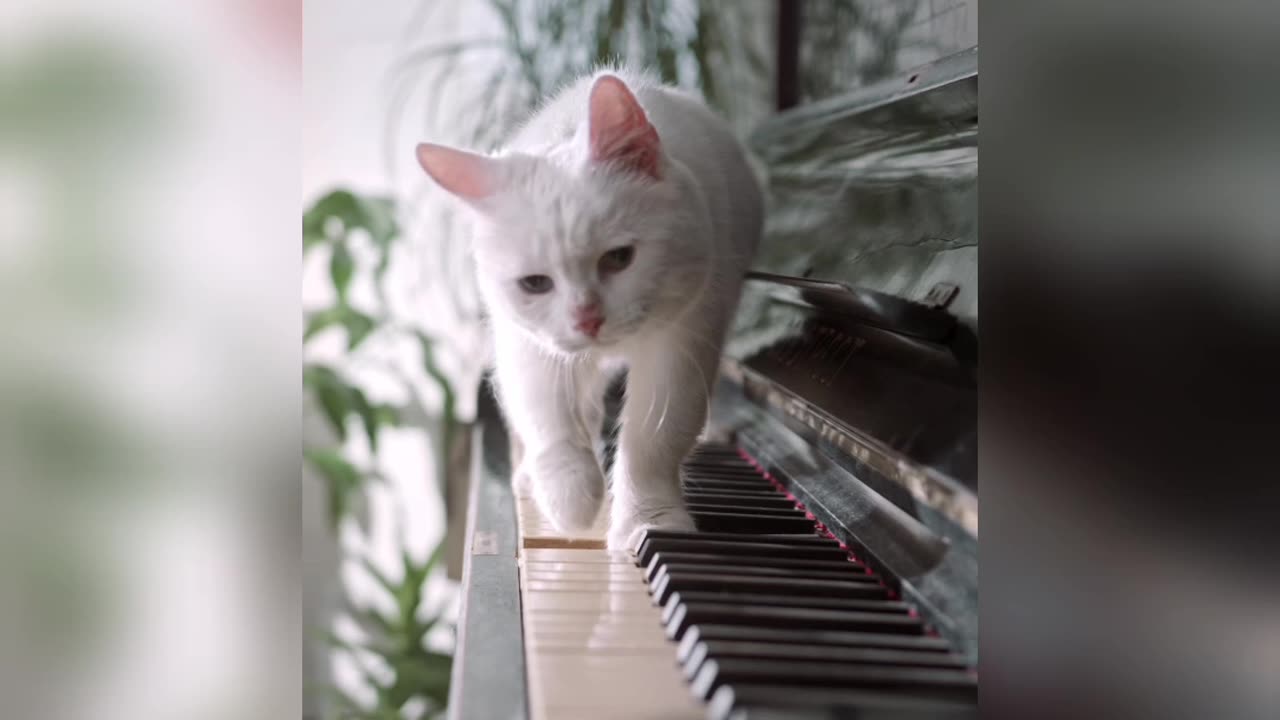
472, 531, 498, 555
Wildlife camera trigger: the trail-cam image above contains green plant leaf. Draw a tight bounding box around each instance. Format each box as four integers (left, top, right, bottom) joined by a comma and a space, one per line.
303, 306, 344, 342
304, 189, 398, 249
304, 306, 378, 351
343, 309, 376, 350
304, 189, 399, 308
423, 539, 448, 579
342, 597, 394, 638
330, 242, 354, 302
304, 362, 385, 452
304, 447, 362, 529
396, 555, 426, 626
350, 389, 381, 451
386, 651, 452, 707
374, 404, 402, 427
303, 224, 327, 253
324, 685, 372, 718
361, 555, 401, 603
303, 364, 351, 440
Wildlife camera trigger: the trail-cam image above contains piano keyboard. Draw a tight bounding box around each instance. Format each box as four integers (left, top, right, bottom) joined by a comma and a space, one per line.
514, 443, 977, 719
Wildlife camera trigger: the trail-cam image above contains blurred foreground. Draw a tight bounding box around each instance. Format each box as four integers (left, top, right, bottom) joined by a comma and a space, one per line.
1, 1, 300, 718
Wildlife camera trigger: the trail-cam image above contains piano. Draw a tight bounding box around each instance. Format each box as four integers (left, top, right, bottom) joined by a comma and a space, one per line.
447, 40, 978, 720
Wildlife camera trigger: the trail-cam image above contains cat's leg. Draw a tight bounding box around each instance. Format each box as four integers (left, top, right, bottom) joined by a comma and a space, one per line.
509, 428, 530, 495
608, 323, 721, 550
495, 334, 606, 532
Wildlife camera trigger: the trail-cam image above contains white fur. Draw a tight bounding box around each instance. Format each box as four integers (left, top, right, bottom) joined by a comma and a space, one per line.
422, 69, 762, 549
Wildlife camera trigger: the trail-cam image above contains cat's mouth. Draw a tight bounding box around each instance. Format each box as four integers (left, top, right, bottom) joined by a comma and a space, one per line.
554, 324, 632, 354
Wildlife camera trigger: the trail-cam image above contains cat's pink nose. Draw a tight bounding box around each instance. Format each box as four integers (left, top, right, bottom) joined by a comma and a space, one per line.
573, 304, 604, 338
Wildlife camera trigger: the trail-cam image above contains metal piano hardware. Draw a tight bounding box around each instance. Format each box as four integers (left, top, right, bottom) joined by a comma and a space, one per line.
450, 36, 978, 720
743, 270, 958, 343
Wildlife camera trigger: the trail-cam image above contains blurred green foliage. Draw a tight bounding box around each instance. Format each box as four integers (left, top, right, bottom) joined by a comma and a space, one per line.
325, 543, 453, 719
391, 0, 772, 153
303, 189, 455, 719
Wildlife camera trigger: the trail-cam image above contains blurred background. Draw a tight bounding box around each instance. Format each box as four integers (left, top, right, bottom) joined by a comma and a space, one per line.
2, 1, 300, 719
302, 1, 974, 717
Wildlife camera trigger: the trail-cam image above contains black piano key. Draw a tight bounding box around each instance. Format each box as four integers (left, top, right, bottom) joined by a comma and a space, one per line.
691, 511, 817, 534
686, 479, 773, 489
657, 588, 899, 624
685, 447, 744, 457
663, 590, 903, 615
638, 539, 850, 567
684, 465, 772, 475
683, 487, 784, 498
635, 529, 834, 546
683, 458, 766, 468
682, 478, 778, 492
681, 640, 968, 681
690, 657, 977, 703
684, 502, 810, 517
679, 624, 953, 654
686, 484, 793, 497
652, 571, 889, 605
706, 685, 978, 720
684, 464, 768, 474
686, 468, 773, 479
684, 460, 752, 470
684, 482, 777, 494
684, 459, 753, 469
682, 457, 762, 467
664, 598, 923, 640
682, 492, 799, 510
650, 562, 877, 587
643, 552, 867, 582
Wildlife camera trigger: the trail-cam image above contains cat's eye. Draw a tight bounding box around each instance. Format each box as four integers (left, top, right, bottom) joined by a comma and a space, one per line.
518, 274, 554, 294
598, 245, 635, 275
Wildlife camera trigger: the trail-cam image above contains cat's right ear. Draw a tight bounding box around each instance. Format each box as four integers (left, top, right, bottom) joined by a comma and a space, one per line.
415, 143, 500, 205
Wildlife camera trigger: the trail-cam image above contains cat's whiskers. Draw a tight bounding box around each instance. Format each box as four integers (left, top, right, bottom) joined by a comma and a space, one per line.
642, 372, 660, 435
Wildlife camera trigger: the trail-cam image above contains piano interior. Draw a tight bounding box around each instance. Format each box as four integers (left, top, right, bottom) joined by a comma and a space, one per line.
450, 37, 977, 720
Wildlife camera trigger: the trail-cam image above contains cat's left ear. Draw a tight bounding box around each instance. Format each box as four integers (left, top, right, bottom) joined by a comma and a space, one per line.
588, 75, 662, 179
415, 143, 501, 205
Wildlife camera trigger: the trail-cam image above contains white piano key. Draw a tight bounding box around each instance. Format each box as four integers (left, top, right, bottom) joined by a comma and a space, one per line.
518, 524, 704, 720
523, 547, 633, 563
523, 591, 660, 613
516, 495, 611, 548
522, 580, 652, 593
530, 655, 704, 718
522, 564, 645, 577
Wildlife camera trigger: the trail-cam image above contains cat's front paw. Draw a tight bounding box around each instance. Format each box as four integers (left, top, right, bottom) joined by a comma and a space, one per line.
529, 443, 605, 532
607, 503, 695, 552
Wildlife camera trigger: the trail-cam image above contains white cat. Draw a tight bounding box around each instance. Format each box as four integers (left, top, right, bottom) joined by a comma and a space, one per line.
415, 69, 762, 549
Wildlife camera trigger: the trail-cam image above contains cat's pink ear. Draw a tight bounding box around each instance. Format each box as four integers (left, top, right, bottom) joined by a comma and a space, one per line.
588, 75, 661, 179
415, 143, 499, 201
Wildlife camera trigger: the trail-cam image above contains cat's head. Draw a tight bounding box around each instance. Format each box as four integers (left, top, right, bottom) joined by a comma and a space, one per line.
415, 74, 712, 356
